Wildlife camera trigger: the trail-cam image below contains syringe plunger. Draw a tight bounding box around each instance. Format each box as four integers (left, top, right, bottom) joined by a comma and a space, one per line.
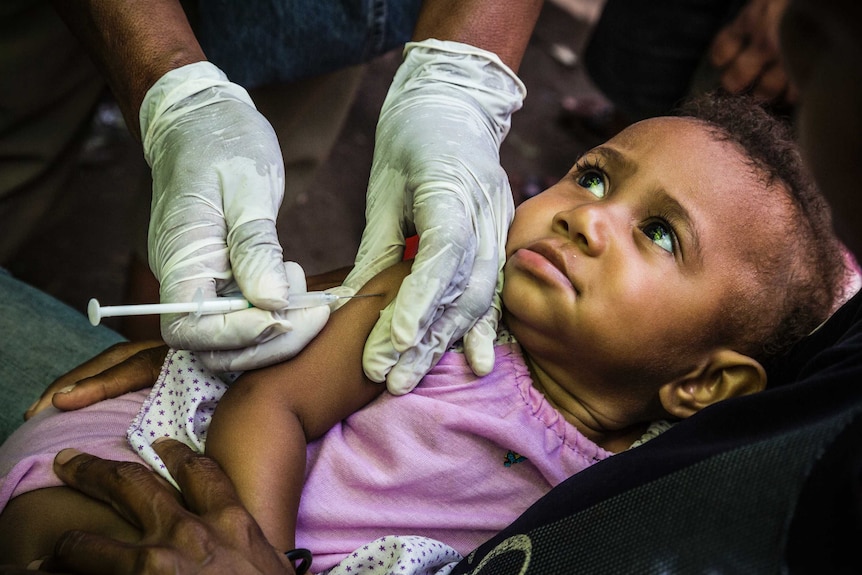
87, 291, 366, 326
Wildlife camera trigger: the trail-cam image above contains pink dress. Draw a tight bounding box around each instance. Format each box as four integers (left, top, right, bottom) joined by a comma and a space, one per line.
0, 341, 612, 573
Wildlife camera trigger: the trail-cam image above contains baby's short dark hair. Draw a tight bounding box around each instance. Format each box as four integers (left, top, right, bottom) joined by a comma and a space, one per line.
676, 92, 846, 366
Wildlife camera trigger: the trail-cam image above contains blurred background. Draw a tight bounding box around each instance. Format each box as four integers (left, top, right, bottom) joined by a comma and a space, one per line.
5, 0, 612, 334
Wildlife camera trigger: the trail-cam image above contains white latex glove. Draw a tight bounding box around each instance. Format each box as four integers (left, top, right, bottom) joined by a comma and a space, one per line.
342, 40, 526, 394
140, 62, 326, 371
193, 261, 330, 372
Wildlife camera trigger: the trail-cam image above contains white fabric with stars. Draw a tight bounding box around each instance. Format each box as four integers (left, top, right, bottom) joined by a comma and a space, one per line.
320, 535, 462, 575
127, 349, 238, 488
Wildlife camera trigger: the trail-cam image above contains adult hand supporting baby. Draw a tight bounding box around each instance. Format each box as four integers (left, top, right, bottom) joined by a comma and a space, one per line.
34, 440, 293, 574
709, 0, 794, 103
142, 63, 328, 372
24, 262, 330, 420
24, 341, 168, 421
343, 40, 526, 394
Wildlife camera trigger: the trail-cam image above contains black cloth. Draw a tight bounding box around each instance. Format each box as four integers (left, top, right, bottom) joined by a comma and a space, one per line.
451, 290, 862, 573
584, 0, 745, 121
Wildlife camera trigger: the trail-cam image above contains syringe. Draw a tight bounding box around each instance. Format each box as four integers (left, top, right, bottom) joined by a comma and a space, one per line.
87, 292, 379, 326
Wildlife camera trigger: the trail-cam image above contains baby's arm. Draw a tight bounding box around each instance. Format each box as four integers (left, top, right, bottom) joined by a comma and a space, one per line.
204, 261, 411, 552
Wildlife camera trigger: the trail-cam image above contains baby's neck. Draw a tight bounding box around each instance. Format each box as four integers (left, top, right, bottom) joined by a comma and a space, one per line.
521, 350, 650, 454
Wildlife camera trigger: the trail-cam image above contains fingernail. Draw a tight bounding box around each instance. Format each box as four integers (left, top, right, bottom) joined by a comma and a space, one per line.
55, 448, 82, 465
58, 384, 76, 394
27, 558, 45, 570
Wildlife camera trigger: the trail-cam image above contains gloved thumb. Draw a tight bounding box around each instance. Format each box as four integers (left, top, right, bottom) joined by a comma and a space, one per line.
463, 311, 497, 377
228, 220, 291, 310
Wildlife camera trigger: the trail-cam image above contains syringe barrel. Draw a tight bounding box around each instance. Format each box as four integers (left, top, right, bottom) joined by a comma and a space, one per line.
284, 291, 339, 309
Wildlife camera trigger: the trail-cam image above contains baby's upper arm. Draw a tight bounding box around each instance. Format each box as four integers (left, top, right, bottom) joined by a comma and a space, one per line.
203, 261, 410, 549
227, 260, 411, 441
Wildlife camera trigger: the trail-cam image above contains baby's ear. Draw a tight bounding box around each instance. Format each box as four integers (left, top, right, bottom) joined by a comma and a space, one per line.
658, 350, 766, 419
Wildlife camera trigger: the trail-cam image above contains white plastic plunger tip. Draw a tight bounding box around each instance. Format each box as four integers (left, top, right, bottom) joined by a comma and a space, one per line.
87, 298, 102, 326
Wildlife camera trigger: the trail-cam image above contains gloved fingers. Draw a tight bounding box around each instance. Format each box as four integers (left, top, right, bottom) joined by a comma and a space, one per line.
160, 261, 320, 364
463, 276, 504, 377
387, 206, 478, 350
156, 274, 224, 351
383, 301, 478, 395
147, 196, 232, 298
214, 259, 303, 302
148, 182, 232, 296
344, 237, 407, 296
361, 303, 402, 384
390, 248, 499, 391
227, 220, 290, 309
160, 306, 293, 352
362, 251, 498, 391
197, 305, 330, 372
343, 183, 410, 294
463, 315, 496, 376
282, 259, 308, 291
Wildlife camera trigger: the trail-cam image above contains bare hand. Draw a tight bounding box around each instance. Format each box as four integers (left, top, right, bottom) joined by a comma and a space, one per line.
709, 0, 795, 103
24, 341, 167, 420
34, 440, 294, 574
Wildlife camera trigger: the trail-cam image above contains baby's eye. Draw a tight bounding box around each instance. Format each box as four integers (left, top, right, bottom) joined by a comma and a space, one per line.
643, 221, 674, 253
577, 170, 606, 198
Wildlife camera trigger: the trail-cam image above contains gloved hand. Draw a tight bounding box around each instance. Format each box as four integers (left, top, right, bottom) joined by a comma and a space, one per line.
342, 40, 526, 394
140, 62, 328, 371
180, 260, 330, 372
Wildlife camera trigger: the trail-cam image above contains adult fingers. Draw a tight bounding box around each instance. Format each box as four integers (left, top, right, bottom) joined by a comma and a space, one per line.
162, 307, 293, 351
382, 299, 477, 395
462, 282, 504, 377
226, 220, 291, 310
751, 61, 790, 102
50, 345, 168, 412
52, 449, 184, 531
152, 439, 245, 516
42, 530, 176, 575
25, 342, 165, 420
718, 42, 774, 94
388, 208, 474, 350
709, 18, 746, 69
196, 305, 329, 372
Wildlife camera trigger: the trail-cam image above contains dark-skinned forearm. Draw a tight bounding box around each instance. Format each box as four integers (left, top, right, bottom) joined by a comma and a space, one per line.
412, 0, 544, 71
50, 0, 206, 140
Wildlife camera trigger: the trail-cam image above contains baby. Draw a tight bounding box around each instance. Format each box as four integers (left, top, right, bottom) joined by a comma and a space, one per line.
0, 93, 846, 570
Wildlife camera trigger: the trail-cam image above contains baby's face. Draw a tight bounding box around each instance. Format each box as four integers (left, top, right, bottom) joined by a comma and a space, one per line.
502, 117, 792, 416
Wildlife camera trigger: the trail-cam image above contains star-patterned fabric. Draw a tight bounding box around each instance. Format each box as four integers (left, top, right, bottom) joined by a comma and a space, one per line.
321, 535, 462, 575
127, 349, 238, 488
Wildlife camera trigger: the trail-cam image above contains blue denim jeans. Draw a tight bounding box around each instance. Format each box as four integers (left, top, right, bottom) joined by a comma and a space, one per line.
0, 269, 124, 442
193, 0, 423, 87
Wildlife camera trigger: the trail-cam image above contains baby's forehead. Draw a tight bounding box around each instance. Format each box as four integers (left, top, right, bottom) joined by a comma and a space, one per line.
615, 116, 724, 146
613, 117, 772, 181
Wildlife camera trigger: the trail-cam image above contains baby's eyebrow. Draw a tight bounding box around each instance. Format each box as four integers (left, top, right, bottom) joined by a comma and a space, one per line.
590, 145, 636, 175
